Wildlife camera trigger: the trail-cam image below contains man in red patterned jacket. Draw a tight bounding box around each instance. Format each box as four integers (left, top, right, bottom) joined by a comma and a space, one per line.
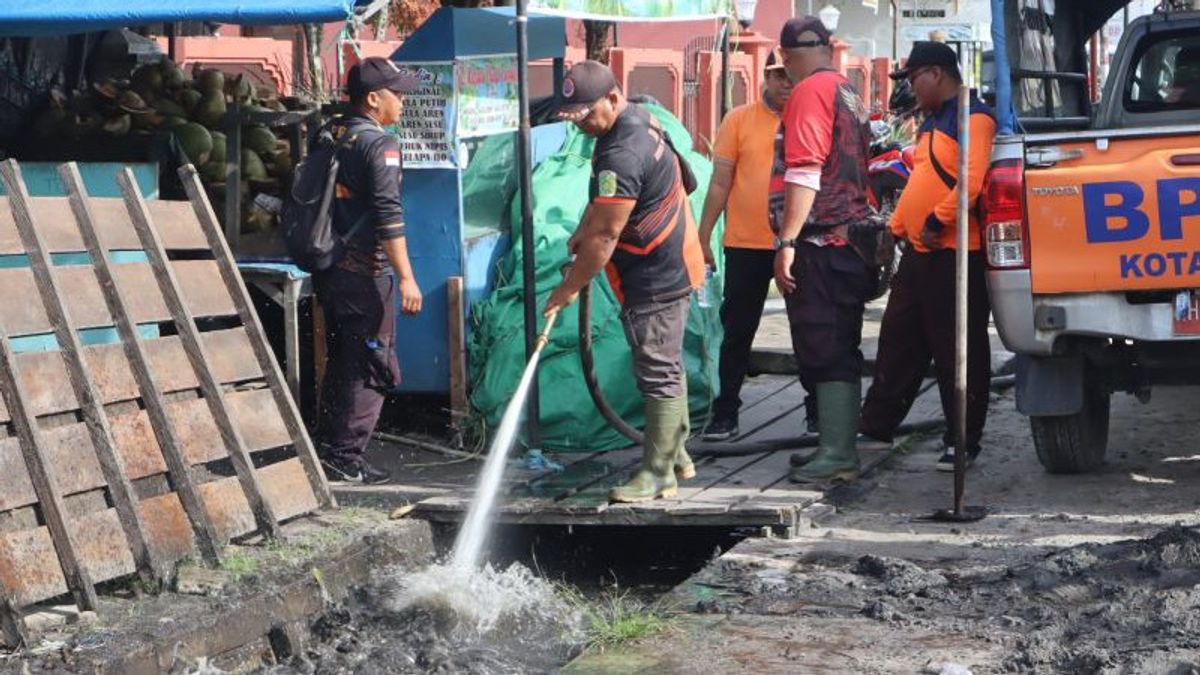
769, 16, 877, 483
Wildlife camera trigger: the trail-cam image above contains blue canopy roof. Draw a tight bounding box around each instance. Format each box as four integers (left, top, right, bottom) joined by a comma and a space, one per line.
393, 7, 565, 62
0, 0, 361, 37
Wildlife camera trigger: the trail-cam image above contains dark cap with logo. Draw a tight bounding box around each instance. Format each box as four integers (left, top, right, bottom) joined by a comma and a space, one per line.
556, 60, 618, 120
347, 57, 421, 98
891, 41, 961, 80
779, 15, 832, 49
765, 47, 787, 72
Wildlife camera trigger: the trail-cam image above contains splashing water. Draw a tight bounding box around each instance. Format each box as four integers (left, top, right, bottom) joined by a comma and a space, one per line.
384, 562, 580, 636
451, 349, 543, 569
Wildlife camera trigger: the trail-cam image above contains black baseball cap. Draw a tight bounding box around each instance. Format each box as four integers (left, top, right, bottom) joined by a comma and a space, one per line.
891, 41, 961, 80
765, 47, 786, 72
779, 15, 832, 49
556, 60, 618, 121
347, 57, 421, 98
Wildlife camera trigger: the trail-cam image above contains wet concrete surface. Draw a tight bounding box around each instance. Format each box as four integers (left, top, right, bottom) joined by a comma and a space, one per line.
568, 387, 1200, 674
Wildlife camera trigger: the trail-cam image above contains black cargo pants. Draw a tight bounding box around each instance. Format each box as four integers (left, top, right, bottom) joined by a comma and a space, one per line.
783, 241, 874, 384
313, 267, 400, 460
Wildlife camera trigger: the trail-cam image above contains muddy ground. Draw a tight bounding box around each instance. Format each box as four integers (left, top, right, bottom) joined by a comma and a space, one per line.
568, 386, 1200, 675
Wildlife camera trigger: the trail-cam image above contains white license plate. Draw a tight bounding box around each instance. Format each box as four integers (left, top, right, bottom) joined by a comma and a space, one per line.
1174, 290, 1200, 336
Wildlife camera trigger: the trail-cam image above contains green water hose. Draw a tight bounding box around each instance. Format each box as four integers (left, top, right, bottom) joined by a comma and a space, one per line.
579, 281, 645, 445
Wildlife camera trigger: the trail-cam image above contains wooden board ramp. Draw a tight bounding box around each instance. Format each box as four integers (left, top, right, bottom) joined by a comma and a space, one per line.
0, 161, 330, 646
413, 375, 944, 532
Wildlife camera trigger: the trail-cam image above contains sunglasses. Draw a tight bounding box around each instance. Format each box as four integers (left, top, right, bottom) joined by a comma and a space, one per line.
907, 67, 937, 84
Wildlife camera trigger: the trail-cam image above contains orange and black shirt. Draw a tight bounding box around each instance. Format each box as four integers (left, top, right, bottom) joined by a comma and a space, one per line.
591, 104, 704, 305
889, 91, 996, 252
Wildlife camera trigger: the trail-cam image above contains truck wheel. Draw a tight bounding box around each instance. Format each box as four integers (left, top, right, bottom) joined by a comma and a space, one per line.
1030, 384, 1110, 474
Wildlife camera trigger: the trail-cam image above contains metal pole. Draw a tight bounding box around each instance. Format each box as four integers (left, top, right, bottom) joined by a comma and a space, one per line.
516, 0, 542, 450
891, 0, 899, 62
720, 18, 732, 120
953, 46, 971, 514
990, 0, 1014, 134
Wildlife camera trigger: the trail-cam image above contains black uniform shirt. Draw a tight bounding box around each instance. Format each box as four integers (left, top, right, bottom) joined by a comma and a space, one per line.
590, 103, 696, 305
329, 114, 406, 276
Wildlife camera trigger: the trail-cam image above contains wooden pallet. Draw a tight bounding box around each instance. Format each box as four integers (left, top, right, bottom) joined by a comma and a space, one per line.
413, 374, 944, 532
0, 161, 331, 646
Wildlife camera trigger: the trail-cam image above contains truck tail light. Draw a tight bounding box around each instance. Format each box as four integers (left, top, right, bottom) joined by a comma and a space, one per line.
982, 158, 1029, 270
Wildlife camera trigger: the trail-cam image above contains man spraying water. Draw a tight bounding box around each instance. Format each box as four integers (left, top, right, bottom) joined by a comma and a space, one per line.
544, 60, 706, 503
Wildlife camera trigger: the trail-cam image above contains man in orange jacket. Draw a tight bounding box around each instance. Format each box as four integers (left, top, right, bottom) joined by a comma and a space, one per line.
858, 41, 997, 471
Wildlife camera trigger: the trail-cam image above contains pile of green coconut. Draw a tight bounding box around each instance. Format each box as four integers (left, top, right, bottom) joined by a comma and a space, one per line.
34, 58, 299, 234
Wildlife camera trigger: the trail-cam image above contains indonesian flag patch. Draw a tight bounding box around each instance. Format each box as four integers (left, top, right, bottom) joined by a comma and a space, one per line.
384, 150, 401, 167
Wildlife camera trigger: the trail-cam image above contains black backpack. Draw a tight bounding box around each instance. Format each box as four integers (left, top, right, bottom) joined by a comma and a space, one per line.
281, 119, 374, 272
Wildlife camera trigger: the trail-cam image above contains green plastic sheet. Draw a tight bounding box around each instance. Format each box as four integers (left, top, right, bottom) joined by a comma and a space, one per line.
468, 104, 726, 452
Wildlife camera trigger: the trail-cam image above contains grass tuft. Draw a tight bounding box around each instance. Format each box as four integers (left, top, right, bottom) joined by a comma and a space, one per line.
220, 550, 259, 581
557, 583, 671, 652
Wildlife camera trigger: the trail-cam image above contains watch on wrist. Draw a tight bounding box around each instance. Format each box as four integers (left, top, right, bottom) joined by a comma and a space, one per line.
774, 236, 796, 250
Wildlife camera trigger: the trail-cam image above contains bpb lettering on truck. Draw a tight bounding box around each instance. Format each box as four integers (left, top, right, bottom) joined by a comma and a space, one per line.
1023, 137, 1200, 293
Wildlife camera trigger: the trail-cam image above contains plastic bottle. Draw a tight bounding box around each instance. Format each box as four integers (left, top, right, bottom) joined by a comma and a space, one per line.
697, 265, 714, 308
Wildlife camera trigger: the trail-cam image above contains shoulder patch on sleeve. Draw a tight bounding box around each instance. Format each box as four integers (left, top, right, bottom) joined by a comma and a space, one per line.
598, 170, 618, 198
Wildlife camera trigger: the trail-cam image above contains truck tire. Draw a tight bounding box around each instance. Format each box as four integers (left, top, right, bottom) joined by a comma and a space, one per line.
1030, 383, 1110, 474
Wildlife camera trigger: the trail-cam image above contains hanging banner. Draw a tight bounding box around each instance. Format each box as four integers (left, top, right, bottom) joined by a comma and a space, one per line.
456, 56, 519, 138
527, 0, 729, 21
395, 62, 456, 168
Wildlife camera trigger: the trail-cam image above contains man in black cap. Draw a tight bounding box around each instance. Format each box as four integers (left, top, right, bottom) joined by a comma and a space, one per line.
859, 41, 996, 472
313, 56, 423, 484
769, 16, 877, 483
544, 60, 706, 503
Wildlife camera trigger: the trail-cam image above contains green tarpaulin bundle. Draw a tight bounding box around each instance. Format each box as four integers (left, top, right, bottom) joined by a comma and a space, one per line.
468, 104, 726, 452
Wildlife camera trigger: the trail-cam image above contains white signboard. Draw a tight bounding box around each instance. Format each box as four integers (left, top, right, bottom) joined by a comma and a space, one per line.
900, 23, 979, 42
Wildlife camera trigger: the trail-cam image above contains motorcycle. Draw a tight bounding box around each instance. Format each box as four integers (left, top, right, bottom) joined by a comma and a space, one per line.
867, 79, 918, 220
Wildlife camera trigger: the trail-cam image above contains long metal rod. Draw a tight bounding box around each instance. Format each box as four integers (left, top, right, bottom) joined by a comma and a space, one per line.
891, 0, 899, 62
954, 48, 971, 515
719, 17, 731, 120
516, 0, 541, 451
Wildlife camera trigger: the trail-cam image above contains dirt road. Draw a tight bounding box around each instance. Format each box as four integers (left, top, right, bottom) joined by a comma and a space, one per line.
566, 386, 1200, 674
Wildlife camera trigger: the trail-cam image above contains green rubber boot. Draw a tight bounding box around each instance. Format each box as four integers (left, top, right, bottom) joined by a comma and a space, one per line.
666, 395, 696, 480
790, 380, 862, 484
611, 397, 684, 503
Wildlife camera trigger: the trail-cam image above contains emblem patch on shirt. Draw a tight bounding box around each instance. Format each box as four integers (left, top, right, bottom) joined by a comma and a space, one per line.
384, 150, 401, 167
598, 170, 618, 197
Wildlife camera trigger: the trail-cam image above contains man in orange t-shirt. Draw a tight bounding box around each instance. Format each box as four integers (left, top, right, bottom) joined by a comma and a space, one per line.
858, 41, 996, 472
698, 49, 799, 441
